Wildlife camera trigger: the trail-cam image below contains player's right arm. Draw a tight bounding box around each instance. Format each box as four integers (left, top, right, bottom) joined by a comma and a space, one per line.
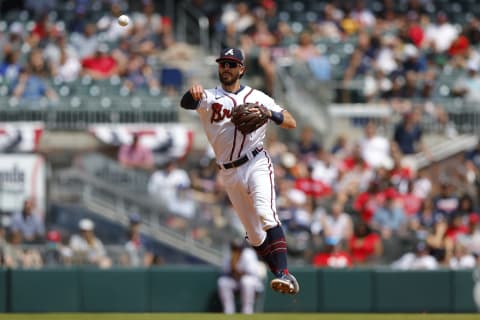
180, 84, 205, 110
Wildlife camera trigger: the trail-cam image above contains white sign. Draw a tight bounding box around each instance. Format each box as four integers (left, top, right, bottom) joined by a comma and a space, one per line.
0, 154, 46, 216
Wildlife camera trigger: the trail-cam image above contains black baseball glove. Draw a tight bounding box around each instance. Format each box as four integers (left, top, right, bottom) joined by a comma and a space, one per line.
230, 103, 270, 134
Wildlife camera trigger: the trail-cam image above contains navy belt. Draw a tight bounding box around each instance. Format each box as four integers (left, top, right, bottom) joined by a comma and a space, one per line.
218, 148, 262, 170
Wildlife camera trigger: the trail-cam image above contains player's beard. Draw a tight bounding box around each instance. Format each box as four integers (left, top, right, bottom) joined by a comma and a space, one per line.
219, 71, 241, 86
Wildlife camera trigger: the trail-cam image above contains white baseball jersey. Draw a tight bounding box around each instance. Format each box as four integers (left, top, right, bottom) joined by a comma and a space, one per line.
195, 85, 284, 246
196, 85, 283, 163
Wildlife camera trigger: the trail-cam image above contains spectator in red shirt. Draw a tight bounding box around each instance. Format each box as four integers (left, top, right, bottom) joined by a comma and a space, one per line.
312, 238, 353, 268
353, 181, 383, 222
398, 181, 422, 217
405, 11, 424, 47
448, 32, 470, 57
348, 220, 382, 265
446, 212, 469, 242
81, 43, 119, 79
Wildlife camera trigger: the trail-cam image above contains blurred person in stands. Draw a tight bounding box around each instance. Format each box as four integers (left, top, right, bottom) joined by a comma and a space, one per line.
218, 238, 265, 314
70, 23, 99, 59
123, 213, 152, 267
69, 218, 111, 268
220, 1, 255, 34
391, 241, 438, 270
330, 134, 348, 158
398, 181, 423, 218
81, 43, 119, 80
348, 219, 382, 266
465, 142, 480, 198
189, 154, 224, 207
448, 241, 476, 269
96, 0, 131, 42
310, 148, 339, 190
423, 12, 458, 53
4, 230, 43, 269
363, 69, 392, 102
148, 159, 191, 200
352, 180, 383, 223
433, 180, 459, 220
457, 213, 480, 257
465, 16, 480, 46
50, 46, 81, 83
313, 3, 343, 40
409, 197, 438, 240
393, 110, 424, 156
1, 22, 24, 58
10, 198, 45, 243
11, 53, 58, 104
446, 211, 470, 245
132, 0, 163, 37
43, 26, 76, 69
279, 188, 312, 255
426, 214, 453, 265
321, 201, 353, 246
237, 26, 276, 96
371, 188, 408, 240
43, 230, 73, 267
359, 121, 391, 169
296, 126, 322, 162
0, 51, 21, 85
350, 0, 376, 29
155, 18, 195, 73
291, 31, 331, 81
412, 170, 433, 199
123, 16, 157, 56
118, 132, 155, 171
452, 61, 480, 103
342, 31, 379, 102
148, 160, 194, 229
122, 53, 160, 93
312, 237, 353, 268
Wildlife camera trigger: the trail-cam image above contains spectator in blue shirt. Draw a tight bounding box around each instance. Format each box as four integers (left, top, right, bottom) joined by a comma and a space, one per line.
9, 198, 45, 243
393, 111, 423, 155
371, 189, 407, 239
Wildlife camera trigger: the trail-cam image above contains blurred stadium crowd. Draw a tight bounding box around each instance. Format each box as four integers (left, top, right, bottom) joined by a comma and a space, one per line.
0, 0, 480, 271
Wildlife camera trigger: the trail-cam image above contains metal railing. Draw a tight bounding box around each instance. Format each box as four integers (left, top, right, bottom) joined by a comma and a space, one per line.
176, 0, 210, 51
51, 167, 223, 266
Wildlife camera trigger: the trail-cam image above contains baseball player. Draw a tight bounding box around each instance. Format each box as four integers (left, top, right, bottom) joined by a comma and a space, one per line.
180, 47, 299, 295
217, 239, 265, 314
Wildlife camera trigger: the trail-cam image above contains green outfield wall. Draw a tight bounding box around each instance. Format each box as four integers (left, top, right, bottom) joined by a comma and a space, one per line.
0, 267, 477, 313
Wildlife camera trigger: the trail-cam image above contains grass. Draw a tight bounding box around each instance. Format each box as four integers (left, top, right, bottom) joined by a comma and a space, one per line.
0, 314, 478, 320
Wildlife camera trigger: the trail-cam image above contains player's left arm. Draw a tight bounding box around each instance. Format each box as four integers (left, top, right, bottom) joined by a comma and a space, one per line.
261, 106, 296, 129
277, 109, 296, 129
258, 93, 296, 129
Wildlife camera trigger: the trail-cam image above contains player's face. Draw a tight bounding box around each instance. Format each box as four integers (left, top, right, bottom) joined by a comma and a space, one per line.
218, 61, 244, 85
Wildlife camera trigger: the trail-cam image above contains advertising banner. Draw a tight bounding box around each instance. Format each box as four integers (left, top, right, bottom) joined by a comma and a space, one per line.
0, 154, 46, 216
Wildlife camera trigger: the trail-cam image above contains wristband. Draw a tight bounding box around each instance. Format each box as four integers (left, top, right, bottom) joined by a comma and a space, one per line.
270, 111, 284, 125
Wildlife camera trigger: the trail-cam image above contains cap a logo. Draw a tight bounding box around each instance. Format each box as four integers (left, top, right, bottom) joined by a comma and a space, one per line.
225, 49, 235, 56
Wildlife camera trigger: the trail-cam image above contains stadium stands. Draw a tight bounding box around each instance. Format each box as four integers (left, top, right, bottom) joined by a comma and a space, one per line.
0, 0, 479, 273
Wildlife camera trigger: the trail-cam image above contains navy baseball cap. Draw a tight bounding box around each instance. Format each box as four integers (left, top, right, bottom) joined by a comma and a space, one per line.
216, 48, 244, 65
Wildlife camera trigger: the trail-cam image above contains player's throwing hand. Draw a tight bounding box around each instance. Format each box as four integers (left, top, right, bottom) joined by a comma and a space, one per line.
189, 84, 205, 101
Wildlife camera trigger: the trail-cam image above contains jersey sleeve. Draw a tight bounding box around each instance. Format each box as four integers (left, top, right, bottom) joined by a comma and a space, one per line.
256, 91, 284, 113
196, 89, 214, 114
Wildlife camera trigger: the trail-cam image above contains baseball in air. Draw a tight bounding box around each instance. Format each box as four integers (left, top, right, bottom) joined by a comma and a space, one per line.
117, 15, 130, 27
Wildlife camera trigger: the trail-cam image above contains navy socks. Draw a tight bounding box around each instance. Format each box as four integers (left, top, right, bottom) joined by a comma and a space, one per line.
253, 226, 289, 277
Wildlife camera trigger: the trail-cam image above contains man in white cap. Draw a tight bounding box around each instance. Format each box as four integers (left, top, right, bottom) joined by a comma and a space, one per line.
69, 218, 111, 268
